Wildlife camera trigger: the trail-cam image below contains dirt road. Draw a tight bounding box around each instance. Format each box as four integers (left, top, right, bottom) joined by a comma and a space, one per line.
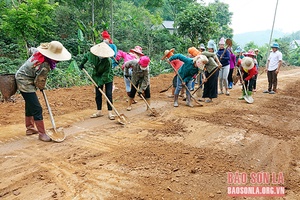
0, 67, 300, 199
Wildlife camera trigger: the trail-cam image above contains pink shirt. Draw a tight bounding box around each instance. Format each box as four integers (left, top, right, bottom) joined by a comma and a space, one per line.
116, 50, 136, 70
170, 59, 183, 74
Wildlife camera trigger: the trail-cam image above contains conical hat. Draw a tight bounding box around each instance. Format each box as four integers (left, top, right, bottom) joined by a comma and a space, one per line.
90, 42, 114, 57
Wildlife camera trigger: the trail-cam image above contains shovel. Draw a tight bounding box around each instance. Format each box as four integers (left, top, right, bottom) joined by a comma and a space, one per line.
237, 67, 254, 104
41, 90, 65, 142
126, 77, 159, 117
82, 69, 127, 125
159, 83, 172, 93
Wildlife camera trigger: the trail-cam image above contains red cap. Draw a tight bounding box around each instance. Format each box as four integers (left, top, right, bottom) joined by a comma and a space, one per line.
101, 30, 110, 39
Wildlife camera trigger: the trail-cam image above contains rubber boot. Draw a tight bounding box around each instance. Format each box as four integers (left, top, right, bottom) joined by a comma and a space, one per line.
146, 98, 151, 110
127, 98, 133, 111
35, 120, 51, 142
186, 93, 193, 107
174, 95, 179, 107
25, 116, 38, 135
238, 90, 246, 100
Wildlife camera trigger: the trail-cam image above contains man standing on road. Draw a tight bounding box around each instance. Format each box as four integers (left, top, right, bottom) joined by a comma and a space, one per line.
263, 43, 282, 94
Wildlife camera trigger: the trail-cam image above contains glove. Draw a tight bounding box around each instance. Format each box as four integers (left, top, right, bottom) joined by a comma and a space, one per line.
124, 75, 131, 79
79, 64, 84, 70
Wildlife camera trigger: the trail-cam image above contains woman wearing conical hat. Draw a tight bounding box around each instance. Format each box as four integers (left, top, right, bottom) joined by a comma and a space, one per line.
79, 42, 116, 120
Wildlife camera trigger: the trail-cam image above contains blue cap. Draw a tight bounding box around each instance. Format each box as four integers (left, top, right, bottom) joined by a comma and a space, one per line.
235, 46, 242, 53
271, 42, 279, 48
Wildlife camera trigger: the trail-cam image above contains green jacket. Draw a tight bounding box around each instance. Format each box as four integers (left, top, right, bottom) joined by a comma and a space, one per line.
202, 51, 218, 73
169, 54, 200, 83
80, 52, 113, 86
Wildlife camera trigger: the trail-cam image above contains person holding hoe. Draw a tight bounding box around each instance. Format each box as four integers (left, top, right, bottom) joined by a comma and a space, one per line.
116, 45, 144, 104
168, 53, 208, 107
124, 56, 151, 111
15, 41, 71, 142
79, 42, 116, 120
161, 48, 184, 98
201, 40, 222, 103
238, 56, 258, 100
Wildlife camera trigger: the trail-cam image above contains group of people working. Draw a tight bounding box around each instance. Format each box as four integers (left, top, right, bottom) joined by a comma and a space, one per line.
14, 31, 282, 142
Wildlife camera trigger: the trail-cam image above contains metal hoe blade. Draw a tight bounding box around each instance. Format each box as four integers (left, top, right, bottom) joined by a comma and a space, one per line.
41, 90, 66, 142
47, 127, 66, 142
243, 95, 254, 104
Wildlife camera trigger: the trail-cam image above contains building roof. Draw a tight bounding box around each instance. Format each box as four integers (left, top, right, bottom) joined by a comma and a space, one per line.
162, 21, 175, 30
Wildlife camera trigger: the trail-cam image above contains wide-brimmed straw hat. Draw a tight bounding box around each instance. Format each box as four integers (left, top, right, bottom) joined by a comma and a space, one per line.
244, 50, 256, 57
241, 57, 254, 70
161, 48, 175, 60
37, 41, 71, 61
90, 42, 114, 57
130, 46, 144, 56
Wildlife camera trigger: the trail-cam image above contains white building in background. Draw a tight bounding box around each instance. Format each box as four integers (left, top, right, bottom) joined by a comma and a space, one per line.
290, 40, 300, 49
152, 21, 177, 34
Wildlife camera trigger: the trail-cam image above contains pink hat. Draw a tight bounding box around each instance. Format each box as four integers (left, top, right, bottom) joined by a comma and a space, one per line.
219, 37, 225, 45
130, 46, 144, 56
244, 50, 256, 57
139, 56, 150, 69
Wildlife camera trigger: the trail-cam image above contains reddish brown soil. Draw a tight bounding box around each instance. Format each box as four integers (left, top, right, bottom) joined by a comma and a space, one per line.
0, 67, 300, 199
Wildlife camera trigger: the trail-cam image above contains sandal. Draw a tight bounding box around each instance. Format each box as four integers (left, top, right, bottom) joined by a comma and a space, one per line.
90, 113, 104, 118
132, 99, 138, 104
108, 115, 115, 120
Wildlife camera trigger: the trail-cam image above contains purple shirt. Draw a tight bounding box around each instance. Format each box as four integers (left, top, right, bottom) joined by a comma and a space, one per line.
229, 52, 236, 69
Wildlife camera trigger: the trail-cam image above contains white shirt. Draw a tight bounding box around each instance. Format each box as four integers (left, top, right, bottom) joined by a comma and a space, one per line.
268, 50, 282, 71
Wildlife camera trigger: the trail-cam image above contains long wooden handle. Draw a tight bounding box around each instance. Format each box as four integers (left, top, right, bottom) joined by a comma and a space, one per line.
126, 77, 153, 111
168, 62, 201, 105
82, 68, 121, 117
41, 90, 56, 129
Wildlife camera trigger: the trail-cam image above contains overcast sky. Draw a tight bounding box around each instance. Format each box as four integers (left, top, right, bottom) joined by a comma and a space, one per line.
201, 0, 299, 34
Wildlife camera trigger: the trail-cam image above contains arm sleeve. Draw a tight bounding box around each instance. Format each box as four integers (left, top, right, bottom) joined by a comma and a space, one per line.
79, 53, 89, 67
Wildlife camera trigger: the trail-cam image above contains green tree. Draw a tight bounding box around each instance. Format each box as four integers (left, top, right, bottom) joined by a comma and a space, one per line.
176, 3, 218, 47
208, 0, 233, 40
1, 0, 58, 55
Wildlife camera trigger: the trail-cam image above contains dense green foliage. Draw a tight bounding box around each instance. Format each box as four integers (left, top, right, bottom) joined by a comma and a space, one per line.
0, 0, 299, 89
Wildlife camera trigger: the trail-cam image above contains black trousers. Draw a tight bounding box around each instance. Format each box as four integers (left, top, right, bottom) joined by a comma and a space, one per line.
243, 73, 255, 91
202, 69, 219, 99
129, 81, 150, 99
95, 82, 113, 111
21, 91, 43, 120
